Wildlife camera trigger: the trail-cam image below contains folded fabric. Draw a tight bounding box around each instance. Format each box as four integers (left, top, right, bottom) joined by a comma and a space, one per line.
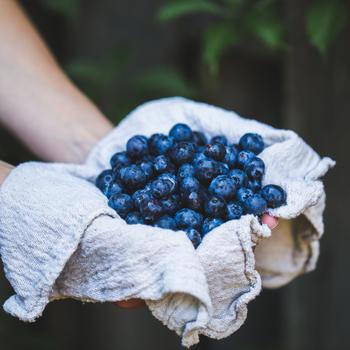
0, 97, 334, 346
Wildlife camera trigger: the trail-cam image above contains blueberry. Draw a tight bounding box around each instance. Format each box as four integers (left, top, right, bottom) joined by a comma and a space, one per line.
148, 133, 174, 155
169, 123, 193, 142
108, 193, 134, 218
180, 176, 200, 195
236, 150, 255, 169
138, 161, 154, 181
139, 198, 163, 221
110, 151, 130, 169
154, 215, 177, 230
209, 175, 236, 200
204, 195, 226, 218
104, 181, 124, 199
192, 131, 207, 146
217, 162, 230, 175
261, 184, 287, 208
96, 170, 114, 193
244, 157, 265, 180
226, 201, 244, 220
244, 194, 267, 215
170, 142, 196, 165
160, 194, 181, 215
192, 152, 207, 165
229, 169, 248, 188
239, 133, 264, 154
132, 188, 153, 210
125, 211, 144, 225
151, 178, 175, 198
195, 159, 220, 184
224, 145, 238, 168
248, 179, 262, 192
185, 228, 202, 248
120, 165, 147, 190
126, 135, 149, 159
210, 135, 228, 145
202, 218, 224, 235
154, 155, 175, 174
175, 209, 203, 229
204, 142, 226, 161
182, 191, 204, 211
158, 172, 177, 192
178, 163, 195, 179
236, 187, 254, 203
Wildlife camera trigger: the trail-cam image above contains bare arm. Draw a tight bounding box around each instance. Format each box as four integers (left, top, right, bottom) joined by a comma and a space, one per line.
0, 0, 113, 163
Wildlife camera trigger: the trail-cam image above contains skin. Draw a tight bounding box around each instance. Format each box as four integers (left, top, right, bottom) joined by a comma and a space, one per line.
0, 0, 277, 309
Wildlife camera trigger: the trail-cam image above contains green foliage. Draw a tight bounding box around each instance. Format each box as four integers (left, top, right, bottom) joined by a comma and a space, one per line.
156, 0, 225, 22
39, 0, 80, 20
203, 22, 239, 75
133, 67, 195, 97
306, 0, 348, 55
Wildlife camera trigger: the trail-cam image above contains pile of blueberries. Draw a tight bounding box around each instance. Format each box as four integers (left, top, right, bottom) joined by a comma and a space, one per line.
96, 123, 286, 248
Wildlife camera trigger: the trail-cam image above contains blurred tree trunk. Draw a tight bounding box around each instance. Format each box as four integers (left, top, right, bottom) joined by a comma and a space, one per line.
283, 1, 350, 349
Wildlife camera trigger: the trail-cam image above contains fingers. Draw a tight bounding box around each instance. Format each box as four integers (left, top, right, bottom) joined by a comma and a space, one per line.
115, 299, 145, 309
0, 161, 14, 184
261, 213, 278, 230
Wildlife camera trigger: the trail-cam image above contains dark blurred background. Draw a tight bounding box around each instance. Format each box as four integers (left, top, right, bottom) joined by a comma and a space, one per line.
0, 0, 349, 349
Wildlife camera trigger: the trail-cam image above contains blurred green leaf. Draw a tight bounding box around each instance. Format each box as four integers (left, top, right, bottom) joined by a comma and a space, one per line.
245, 1, 285, 49
306, 0, 348, 55
133, 67, 195, 97
40, 0, 80, 20
156, 0, 225, 22
203, 22, 239, 75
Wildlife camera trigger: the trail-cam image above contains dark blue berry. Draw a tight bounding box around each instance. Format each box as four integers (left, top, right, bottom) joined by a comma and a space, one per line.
209, 175, 236, 200
229, 169, 248, 188
120, 165, 147, 190
154, 155, 175, 174
104, 182, 123, 199
217, 162, 230, 175
202, 218, 224, 235
224, 145, 238, 168
180, 176, 200, 195
244, 157, 265, 180
204, 143, 226, 161
226, 201, 244, 220
261, 185, 287, 208
138, 161, 154, 181
148, 134, 174, 155
182, 191, 204, 211
96, 170, 114, 193
185, 228, 202, 248
239, 133, 264, 154
192, 131, 207, 146
244, 194, 267, 215
169, 123, 193, 142
178, 163, 195, 179
195, 159, 220, 184
126, 135, 149, 159
154, 215, 177, 230
139, 198, 163, 221
204, 195, 226, 218
160, 194, 181, 215
158, 172, 177, 192
151, 178, 175, 198
248, 179, 262, 192
132, 188, 152, 209
110, 151, 130, 169
237, 150, 255, 169
192, 152, 207, 165
108, 193, 134, 218
125, 211, 144, 225
175, 209, 203, 229
170, 142, 196, 165
210, 135, 228, 145
236, 187, 254, 203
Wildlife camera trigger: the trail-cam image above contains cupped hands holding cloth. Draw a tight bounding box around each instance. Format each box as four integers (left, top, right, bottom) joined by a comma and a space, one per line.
0, 1, 334, 347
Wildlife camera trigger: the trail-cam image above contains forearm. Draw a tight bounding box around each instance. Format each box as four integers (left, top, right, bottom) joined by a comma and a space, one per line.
0, 0, 113, 163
